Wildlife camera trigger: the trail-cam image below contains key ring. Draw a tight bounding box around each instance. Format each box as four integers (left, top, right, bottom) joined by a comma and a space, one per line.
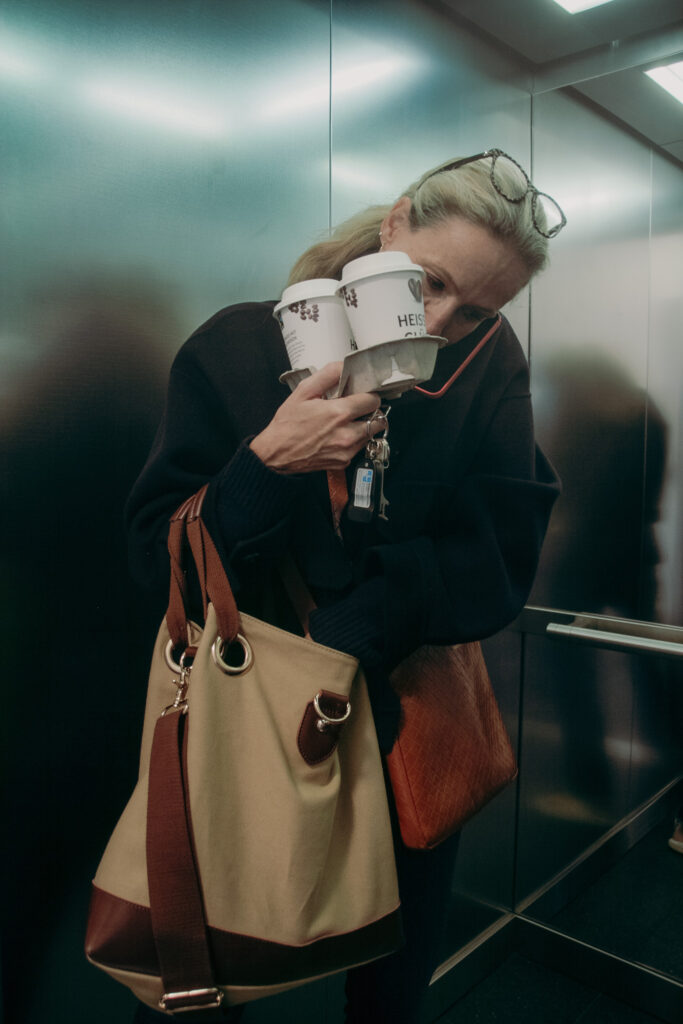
366, 406, 389, 440
364, 403, 390, 454
349, 404, 392, 524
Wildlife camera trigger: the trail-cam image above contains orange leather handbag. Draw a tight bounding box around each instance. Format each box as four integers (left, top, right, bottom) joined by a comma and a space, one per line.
386, 641, 518, 850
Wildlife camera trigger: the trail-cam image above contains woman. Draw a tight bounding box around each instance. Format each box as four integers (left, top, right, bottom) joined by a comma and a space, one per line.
127, 150, 563, 1023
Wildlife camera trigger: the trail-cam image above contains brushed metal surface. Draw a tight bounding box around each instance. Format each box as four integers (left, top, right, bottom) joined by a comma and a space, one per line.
2, 0, 682, 1016
649, 152, 683, 628
530, 87, 653, 620
0, 3, 331, 1023
0, 0, 331, 384
517, 87, 683, 981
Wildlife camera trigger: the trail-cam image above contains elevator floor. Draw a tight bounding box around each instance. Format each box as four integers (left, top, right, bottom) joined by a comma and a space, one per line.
534, 815, 683, 979
439, 953, 666, 1023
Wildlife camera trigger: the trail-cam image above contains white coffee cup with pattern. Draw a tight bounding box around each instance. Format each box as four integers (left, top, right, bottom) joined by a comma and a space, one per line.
274, 279, 354, 370
337, 252, 426, 349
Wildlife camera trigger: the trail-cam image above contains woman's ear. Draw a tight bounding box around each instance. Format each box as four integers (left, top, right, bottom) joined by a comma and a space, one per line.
380, 196, 412, 244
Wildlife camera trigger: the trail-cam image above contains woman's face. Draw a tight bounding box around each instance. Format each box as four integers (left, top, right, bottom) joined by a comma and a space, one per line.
380, 198, 529, 344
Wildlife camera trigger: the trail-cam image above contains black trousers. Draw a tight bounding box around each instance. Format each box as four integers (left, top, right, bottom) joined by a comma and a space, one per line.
344, 828, 460, 1023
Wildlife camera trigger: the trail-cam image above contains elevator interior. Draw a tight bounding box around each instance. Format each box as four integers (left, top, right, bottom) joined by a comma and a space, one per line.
1, 1, 682, 1021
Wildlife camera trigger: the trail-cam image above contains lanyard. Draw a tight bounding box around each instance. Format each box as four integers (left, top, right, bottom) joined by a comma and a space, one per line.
414, 315, 502, 399
328, 316, 501, 528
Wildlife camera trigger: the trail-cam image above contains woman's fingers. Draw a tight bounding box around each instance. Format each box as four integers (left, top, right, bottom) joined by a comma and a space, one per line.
250, 360, 386, 472
339, 390, 382, 420
294, 362, 343, 400
293, 363, 380, 418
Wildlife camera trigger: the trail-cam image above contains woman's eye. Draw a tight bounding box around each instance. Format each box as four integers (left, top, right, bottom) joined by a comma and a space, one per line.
425, 275, 445, 292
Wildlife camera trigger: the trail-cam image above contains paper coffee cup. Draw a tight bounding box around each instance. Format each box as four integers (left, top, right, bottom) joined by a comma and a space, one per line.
273, 279, 354, 370
338, 251, 426, 349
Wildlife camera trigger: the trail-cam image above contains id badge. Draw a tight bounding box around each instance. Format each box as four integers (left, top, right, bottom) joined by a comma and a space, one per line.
347, 459, 376, 523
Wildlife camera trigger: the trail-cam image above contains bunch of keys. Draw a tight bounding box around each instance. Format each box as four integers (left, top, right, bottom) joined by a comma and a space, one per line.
348, 406, 391, 523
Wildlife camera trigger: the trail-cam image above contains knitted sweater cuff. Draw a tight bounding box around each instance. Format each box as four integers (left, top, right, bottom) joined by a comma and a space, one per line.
213, 439, 306, 542
308, 576, 386, 669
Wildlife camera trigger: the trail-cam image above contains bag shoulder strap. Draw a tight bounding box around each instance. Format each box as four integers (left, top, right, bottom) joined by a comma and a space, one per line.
147, 708, 224, 1015
149, 490, 227, 1014
185, 486, 242, 644
166, 494, 196, 651
148, 487, 322, 1012
182, 484, 317, 640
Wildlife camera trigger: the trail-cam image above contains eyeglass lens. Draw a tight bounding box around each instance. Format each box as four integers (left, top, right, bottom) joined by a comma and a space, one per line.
532, 191, 566, 237
491, 153, 565, 238
490, 154, 529, 202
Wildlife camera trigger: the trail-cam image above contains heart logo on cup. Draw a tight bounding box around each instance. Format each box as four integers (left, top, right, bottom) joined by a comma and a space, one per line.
408, 278, 423, 302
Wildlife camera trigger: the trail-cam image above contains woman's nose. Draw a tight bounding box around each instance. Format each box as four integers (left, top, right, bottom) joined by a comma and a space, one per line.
424, 296, 457, 337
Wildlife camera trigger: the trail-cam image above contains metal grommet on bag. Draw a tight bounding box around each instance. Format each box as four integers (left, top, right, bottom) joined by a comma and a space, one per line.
212, 633, 253, 675
164, 639, 184, 674
164, 641, 197, 675
313, 691, 351, 732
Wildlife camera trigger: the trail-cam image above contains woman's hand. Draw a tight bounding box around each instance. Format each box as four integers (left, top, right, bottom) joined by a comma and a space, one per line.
250, 362, 385, 474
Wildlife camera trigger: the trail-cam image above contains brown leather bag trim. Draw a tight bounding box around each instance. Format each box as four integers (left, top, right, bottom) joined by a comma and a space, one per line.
297, 690, 349, 766
146, 707, 217, 997
86, 886, 403, 986
85, 887, 156, 975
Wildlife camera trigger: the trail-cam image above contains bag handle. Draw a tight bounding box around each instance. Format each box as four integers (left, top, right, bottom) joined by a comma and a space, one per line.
180, 484, 316, 642
166, 494, 196, 652
185, 486, 242, 643
165, 485, 242, 652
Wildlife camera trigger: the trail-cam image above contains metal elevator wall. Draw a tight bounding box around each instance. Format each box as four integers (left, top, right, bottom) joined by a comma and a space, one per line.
1, 2, 681, 1021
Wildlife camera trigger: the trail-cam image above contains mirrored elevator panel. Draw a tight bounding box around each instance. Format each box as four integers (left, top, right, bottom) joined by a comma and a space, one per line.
648, 153, 683, 628
0, 0, 331, 377
517, 626, 683, 981
516, 630, 682, 900
1, 3, 331, 1023
529, 87, 653, 620
518, 78, 683, 992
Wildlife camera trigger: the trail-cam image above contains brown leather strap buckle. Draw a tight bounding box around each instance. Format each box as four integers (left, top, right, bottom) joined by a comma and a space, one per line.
159, 987, 223, 1014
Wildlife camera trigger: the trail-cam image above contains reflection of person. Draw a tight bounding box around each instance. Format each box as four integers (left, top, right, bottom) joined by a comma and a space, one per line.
125, 150, 562, 1024
0, 283, 172, 1024
530, 354, 673, 835
670, 809, 683, 854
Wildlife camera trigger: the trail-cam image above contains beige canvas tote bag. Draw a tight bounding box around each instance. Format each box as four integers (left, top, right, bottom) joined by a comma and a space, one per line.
85, 488, 401, 1014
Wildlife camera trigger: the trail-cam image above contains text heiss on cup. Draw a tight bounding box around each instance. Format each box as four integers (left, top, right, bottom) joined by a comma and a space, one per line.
337, 252, 426, 349
273, 279, 354, 371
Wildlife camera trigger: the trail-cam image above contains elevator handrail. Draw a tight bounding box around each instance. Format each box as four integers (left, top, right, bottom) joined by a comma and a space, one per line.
546, 622, 683, 658
513, 606, 683, 660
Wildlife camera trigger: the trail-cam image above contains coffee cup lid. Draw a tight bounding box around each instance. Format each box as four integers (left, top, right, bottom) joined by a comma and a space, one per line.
340, 251, 424, 287
274, 278, 342, 315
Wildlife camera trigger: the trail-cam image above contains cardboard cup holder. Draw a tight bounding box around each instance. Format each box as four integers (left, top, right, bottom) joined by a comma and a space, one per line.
279, 335, 446, 400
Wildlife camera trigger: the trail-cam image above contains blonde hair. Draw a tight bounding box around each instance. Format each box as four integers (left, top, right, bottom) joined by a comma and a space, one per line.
287, 155, 549, 286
